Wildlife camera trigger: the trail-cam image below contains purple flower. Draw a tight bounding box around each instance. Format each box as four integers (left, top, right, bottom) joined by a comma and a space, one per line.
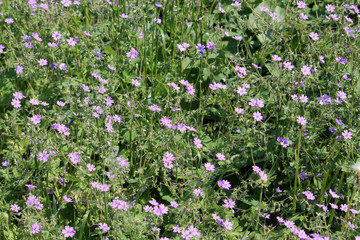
67, 152, 81, 164
325, 4, 335, 12
297, 1, 306, 8
108, 198, 129, 211
52, 31, 62, 41
163, 151, 175, 170
51, 123, 70, 136
61, 0, 72, 7
272, 55, 282, 61
38, 58, 47, 66
99, 223, 110, 232
10, 204, 20, 212
38, 150, 50, 162
149, 104, 161, 112
318, 94, 332, 105
299, 94, 308, 103
126, 47, 139, 59
253, 111, 263, 121
11, 98, 21, 108
218, 3, 226, 13
297, 116, 307, 126
177, 42, 190, 52
269, 12, 279, 20
206, 41, 216, 51
309, 32, 319, 41
32, 32, 43, 42
342, 130, 352, 139
301, 65, 311, 76
253, 165, 268, 182
236, 86, 247, 96
299, 12, 308, 20
120, 13, 128, 18
194, 188, 204, 197
31, 222, 43, 234
216, 153, 226, 161
302, 191, 315, 200
98, 86, 106, 94
81, 84, 90, 92
223, 198, 235, 209
83, 31, 92, 36
204, 162, 215, 171
277, 137, 290, 148
56, 101, 66, 107
26, 195, 43, 210
15, 65, 24, 74
105, 97, 114, 107
336, 57, 348, 64
222, 219, 233, 230
283, 61, 294, 70
196, 44, 206, 55
218, 180, 231, 190
235, 107, 244, 114
340, 204, 348, 212
67, 37, 77, 46
170, 201, 179, 208
329, 189, 340, 198
30, 114, 42, 125
131, 79, 141, 87
86, 163, 95, 172
193, 137, 203, 149
5, 18, 14, 24
248, 98, 264, 108
155, 2, 162, 7
63, 195, 73, 203
329, 203, 338, 209
299, 172, 308, 180
153, 204, 168, 216
59, 63, 68, 72
13, 92, 25, 100
62, 226, 76, 238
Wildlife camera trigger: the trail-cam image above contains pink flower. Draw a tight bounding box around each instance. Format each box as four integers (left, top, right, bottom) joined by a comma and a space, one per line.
193, 137, 203, 149
67, 37, 77, 46
302, 191, 315, 200
149, 104, 161, 112
10, 204, 20, 212
63, 195, 73, 203
309, 32, 319, 41
297, 1, 306, 8
5, 18, 14, 24
62, 226, 76, 238
86, 163, 95, 172
218, 180, 231, 190
297, 116, 307, 126
99, 223, 110, 232
204, 162, 215, 171
216, 153, 226, 161
342, 130, 352, 139
153, 204, 168, 216
194, 188, 203, 197
301, 65, 311, 76
253, 111, 263, 121
38, 58, 48, 66
126, 47, 139, 59
223, 198, 235, 209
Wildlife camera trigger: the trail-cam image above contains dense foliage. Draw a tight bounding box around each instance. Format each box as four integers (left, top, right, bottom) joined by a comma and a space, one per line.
0, 0, 359, 239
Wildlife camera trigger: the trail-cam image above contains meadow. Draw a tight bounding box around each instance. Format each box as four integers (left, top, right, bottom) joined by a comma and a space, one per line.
0, 0, 359, 239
